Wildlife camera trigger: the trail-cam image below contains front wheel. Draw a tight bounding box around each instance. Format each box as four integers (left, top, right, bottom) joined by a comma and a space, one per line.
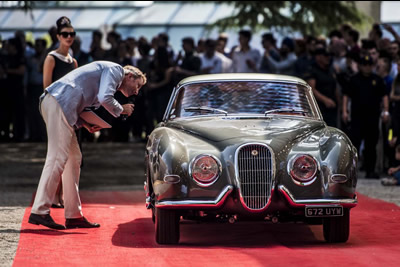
155, 207, 180, 244
323, 208, 350, 243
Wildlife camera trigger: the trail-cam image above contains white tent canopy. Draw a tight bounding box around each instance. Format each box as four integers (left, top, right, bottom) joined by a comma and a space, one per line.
0, 1, 238, 52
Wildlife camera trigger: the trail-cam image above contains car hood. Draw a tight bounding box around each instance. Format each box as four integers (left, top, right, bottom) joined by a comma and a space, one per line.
166, 117, 325, 143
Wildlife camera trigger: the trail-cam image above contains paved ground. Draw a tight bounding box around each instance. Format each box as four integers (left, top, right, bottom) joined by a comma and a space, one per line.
0, 142, 399, 266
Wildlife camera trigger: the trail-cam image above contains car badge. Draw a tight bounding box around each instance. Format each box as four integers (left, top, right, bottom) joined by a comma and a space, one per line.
251, 150, 258, 156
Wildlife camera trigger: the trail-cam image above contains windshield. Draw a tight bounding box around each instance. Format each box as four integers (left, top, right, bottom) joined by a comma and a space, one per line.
167, 81, 321, 120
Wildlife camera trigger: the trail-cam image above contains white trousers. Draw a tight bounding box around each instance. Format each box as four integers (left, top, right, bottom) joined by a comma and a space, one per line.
31, 94, 83, 219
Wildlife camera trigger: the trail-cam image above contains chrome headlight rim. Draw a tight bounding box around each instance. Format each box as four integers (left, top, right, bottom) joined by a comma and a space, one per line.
189, 154, 222, 187
287, 154, 319, 186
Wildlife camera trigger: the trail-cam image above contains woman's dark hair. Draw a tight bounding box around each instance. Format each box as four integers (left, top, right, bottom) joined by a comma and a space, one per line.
56, 16, 73, 33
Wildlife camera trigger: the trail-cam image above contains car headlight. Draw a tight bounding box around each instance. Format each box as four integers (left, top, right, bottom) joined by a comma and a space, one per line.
190, 155, 221, 186
289, 154, 318, 185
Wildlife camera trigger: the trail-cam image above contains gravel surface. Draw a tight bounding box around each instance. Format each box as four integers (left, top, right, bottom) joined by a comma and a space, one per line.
0, 142, 399, 266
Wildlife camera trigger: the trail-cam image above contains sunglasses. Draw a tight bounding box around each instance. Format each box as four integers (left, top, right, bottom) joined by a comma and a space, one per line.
59, 31, 76, 38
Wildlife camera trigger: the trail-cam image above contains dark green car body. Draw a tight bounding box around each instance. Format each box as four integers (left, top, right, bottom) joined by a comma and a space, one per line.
145, 74, 358, 244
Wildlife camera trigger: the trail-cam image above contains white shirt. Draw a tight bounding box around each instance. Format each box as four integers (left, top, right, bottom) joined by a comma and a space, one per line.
231, 47, 261, 73
390, 62, 398, 79
215, 52, 233, 73
200, 53, 223, 74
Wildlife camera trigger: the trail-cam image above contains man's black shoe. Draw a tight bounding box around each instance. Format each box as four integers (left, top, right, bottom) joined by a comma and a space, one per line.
51, 203, 64, 209
28, 213, 66, 230
65, 217, 100, 229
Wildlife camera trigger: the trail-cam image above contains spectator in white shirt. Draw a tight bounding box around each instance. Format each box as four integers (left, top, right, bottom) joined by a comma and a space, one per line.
231, 30, 261, 73
216, 38, 233, 73
200, 39, 223, 74
217, 33, 231, 58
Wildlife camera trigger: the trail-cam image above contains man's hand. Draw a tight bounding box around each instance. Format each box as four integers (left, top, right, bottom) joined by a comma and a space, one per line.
388, 166, 400, 175
389, 136, 397, 147
342, 111, 349, 124
83, 122, 102, 133
323, 97, 336, 108
383, 24, 396, 34
381, 111, 390, 123
121, 103, 134, 116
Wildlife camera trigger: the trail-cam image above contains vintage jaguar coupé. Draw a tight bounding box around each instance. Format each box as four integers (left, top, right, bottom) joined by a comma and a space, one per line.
144, 73, 358, 244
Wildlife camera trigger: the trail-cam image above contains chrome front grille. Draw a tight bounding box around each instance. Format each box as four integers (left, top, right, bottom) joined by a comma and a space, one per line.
236, 144, 274, 210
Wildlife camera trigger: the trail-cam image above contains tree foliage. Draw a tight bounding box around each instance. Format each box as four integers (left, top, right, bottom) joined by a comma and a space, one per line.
1, 1, 35, 11
211, 1, 369, 36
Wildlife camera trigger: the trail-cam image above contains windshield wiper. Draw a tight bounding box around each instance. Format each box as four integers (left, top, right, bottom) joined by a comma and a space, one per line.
264, 108, 306, 116
184, 106, 228, 115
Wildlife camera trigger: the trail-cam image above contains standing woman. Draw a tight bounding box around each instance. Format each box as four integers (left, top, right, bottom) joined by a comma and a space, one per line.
43, 16, 77, 88
42, 16, 78, 208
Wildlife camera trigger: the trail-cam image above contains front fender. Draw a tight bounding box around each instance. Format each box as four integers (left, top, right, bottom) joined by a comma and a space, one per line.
146, 127, 224, 202
281, 127, 357, 200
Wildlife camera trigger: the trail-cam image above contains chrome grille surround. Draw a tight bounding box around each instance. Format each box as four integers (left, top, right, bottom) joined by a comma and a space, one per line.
235, 143, 275, 211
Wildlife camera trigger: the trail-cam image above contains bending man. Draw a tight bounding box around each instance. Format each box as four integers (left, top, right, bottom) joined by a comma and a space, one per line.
29, 61, 146, 229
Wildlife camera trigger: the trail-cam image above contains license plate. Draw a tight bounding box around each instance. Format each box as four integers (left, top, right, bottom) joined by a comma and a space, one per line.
305, 206, 343, 217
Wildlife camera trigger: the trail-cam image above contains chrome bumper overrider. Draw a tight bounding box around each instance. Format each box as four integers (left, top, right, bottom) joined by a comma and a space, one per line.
155, 185, 234, 208
278, 185, 358, 208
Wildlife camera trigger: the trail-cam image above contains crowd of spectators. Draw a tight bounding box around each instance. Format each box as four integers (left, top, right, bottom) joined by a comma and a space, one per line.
1, 22, 400, 178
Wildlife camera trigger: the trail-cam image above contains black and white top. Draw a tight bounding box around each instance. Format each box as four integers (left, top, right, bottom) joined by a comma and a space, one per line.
49, 51, 75, 82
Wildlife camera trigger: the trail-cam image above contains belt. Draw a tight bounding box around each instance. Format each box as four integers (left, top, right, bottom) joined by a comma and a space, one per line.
38, 90, 49, 116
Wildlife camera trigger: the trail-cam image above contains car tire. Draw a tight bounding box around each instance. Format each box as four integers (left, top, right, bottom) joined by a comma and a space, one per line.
155, 207, 180, 244
323, 208, 350, 243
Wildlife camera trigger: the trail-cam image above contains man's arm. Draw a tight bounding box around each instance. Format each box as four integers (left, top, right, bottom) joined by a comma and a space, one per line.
390, 82, 400, 101
266, 53, 296, 71
342, 94, 349, 123
382, 94, 390, 123
97, 66, 124, 117
308, 78, 336, 108
383, 24, 400, 43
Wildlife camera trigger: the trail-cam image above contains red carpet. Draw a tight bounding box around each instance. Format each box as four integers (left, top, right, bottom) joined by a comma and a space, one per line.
14, 191, 400, 267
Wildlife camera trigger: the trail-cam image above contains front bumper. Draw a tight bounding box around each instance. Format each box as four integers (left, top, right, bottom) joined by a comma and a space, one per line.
278, 185, 358, 208
154, 184, 358, 210
155, 185, 234, 209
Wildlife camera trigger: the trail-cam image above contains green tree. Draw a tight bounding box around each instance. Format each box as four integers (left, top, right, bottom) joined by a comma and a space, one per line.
211, 1, 370, 36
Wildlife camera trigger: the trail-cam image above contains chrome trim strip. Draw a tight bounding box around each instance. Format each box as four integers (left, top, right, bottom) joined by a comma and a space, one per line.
155, 185, 233, 208
166, 80, 322, 122
163, 175, 181, 184
163, 86, 177, 121
278, 185, 358, 207
330, 174, 348, 183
